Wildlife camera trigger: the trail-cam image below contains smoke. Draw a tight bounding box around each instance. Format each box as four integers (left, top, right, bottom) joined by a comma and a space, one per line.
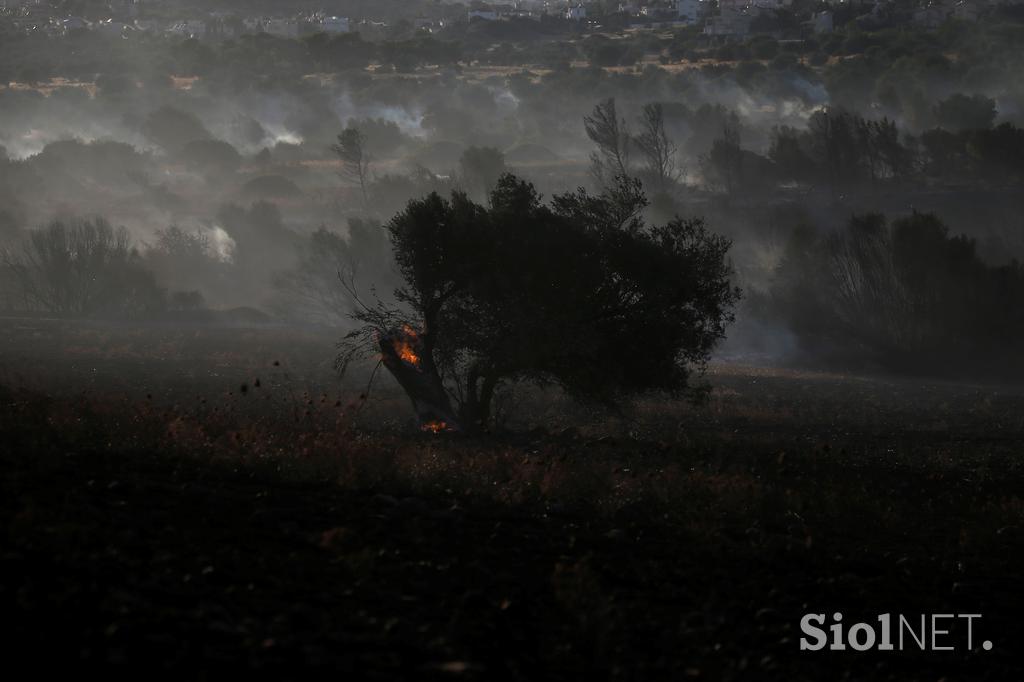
263, 125, 305, 147
332, 91, 427, 138
207, 225, 236, 263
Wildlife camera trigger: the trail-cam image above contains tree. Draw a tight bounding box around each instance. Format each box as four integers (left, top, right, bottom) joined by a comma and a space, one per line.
332, 127, 372, 208
140, 105, 212, 152
857, 117, 908, 185
968, 123, 1024, 181
934, 94, 997, 132
179, 139, 242, 177
870, 118, 912, 182
806, 107, 862, 194
153, 225, 211, 261
767, 212, 1024, 372
769, 125, 817, 184
584, 98, 631, 187
274, 219, 398, 326
458, 146, 508, 201
919, 128, 965, 180
634, 103, 680, 193
338, 174, 740, 432
143, 225, 227, 303
1, 218, 164, 316
700, 120, 744, 196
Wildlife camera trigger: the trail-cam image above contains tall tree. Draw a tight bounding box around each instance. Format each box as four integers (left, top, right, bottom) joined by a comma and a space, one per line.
634, 103, 680, 193
332, 126, 372, 208
584, 98, 631, 187
701, 120, 744, 196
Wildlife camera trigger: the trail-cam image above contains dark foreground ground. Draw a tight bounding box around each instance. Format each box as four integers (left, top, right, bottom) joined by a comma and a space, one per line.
1, 319, 1023, 680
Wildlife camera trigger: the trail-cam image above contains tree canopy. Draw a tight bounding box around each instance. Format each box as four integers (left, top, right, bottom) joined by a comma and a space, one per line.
339, 174, 740, 431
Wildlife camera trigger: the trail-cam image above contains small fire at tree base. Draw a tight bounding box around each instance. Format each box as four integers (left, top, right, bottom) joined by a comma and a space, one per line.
378, 326, 462, 433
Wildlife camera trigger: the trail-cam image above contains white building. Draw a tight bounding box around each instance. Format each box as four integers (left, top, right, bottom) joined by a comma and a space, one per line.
168, 20, 206, 38
811, 10, 833, 33
912, 3, 949, 28
133, 18, 162, 32
566, 3, 587, 20
676, 0, 700, 23
468, 9, 500, 20
953, 0, 982, 21
320, 16, 350, 33
703, 8, 753, 36
60, 16, 89, 33
94, 19, 130, 37
264, 18, 300, 38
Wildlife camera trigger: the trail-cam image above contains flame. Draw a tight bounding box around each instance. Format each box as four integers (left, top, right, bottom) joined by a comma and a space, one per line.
392, 324, 421, 368
421, 421, 449, 434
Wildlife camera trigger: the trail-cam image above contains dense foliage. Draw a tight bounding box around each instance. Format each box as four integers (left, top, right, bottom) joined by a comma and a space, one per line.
766, 211, 1024, 373
340, 174, 740, 429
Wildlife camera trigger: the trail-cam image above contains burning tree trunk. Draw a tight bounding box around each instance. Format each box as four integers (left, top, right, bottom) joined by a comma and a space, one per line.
378, 326, 462, 432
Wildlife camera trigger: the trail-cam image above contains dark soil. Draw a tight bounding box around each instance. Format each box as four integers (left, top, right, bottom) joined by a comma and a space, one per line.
1, 322, 1023, 680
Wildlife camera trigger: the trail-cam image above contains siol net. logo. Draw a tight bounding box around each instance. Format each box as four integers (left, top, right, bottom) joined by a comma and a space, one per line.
800, 613, 992, 652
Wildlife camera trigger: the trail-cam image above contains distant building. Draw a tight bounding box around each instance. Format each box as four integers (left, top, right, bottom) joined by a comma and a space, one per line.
566, 3, 587, 20
704, 8, 753, 36
60, 16, 88, 33
676, 0, 700, 23
953, 0, 982, 21
811, 10, 833, 33
133, 19, 162, 33
468, 9, 500, 20
912, 3, 949, 28
94, 19, 130, 37
264, 18, 299, 38
168, 20, 207, 39
320, 16, 350, 33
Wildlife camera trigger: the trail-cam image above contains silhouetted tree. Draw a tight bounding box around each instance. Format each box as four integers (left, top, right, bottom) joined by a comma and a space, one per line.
458, 146, 508, 201
769, 125, 817, 184
140, 105, 212, 152
274, 219, 397, 325
1, 218, 163, 316
179, 139, 242, 177
584, 98, 631, 187
338, 174, 740, 431
934, 94, 997, 132
333, 127, 372, 208
634, 103, 680, 192
767, 212, 1024, 373
807, 107, 861, 194
701, 121, 753, 196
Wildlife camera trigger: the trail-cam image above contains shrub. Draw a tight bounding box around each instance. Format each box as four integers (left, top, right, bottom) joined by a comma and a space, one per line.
767, 212, 1024, 374
1, 218, 164, 317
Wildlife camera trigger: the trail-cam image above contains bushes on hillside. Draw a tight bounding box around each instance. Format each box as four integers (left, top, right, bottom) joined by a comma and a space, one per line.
765, 212, 1024, 374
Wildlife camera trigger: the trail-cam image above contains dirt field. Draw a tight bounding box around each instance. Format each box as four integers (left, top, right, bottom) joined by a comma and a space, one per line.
2, 319, 1023, 680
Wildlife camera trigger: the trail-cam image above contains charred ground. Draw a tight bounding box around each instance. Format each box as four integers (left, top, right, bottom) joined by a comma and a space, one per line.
1, 320, 1023, 680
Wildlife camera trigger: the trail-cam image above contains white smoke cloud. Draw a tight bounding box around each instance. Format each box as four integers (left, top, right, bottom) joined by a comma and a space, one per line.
206, 225, 236, 263
331, 91, 426, 138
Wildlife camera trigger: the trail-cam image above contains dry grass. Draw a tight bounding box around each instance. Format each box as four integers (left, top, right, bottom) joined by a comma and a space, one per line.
2, 319, 1024, 678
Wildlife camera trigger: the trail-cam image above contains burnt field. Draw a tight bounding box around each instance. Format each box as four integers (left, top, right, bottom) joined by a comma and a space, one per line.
2, 319, 1024, 680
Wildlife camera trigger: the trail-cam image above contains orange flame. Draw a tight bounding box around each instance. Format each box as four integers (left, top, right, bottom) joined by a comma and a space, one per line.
392, 324, 421, 368
421, 421, 449, 434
